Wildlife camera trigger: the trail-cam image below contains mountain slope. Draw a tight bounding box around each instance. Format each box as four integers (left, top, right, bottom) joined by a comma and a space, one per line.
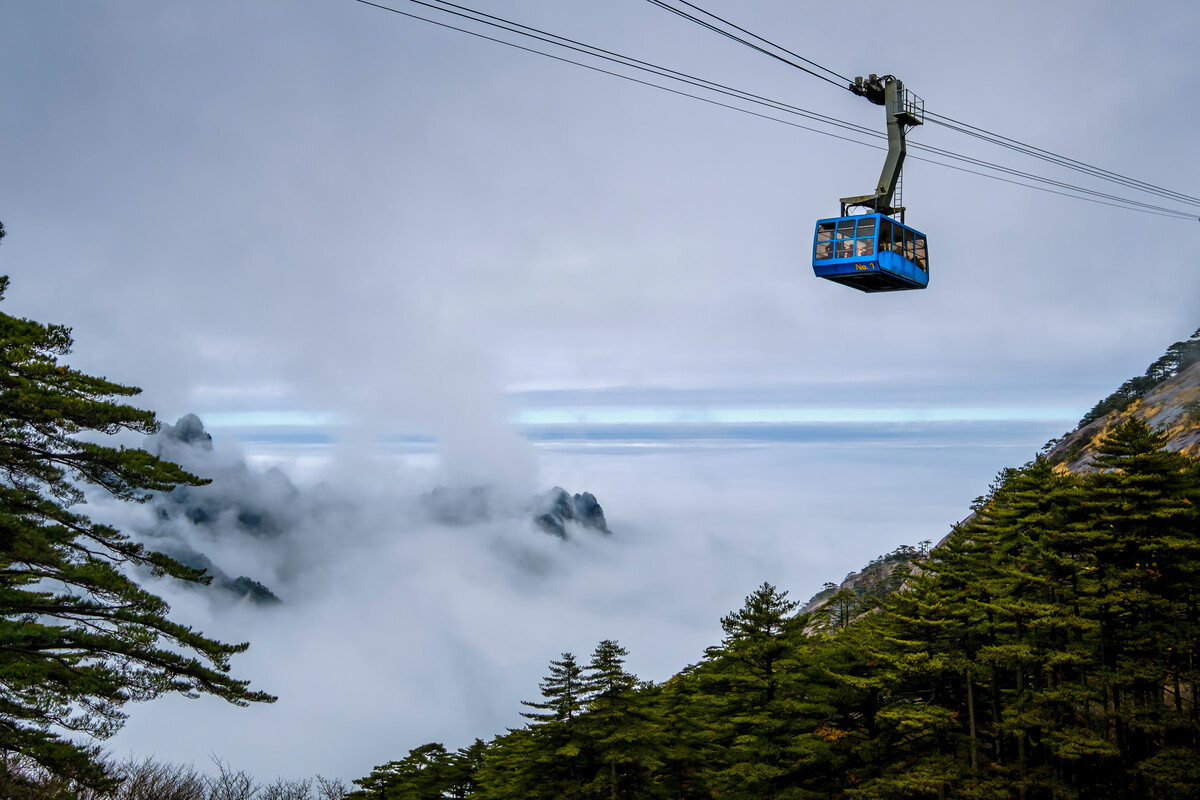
806, 325, 1200, 620
1045, 357, 1200, 472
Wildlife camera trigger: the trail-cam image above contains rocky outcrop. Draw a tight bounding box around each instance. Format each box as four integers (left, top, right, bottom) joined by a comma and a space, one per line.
801, 545, 925, 631
142, 415, 614, 607
1045, 358, 1200, 472
421, 484, 611, 539
533, 488, 611, 539
161, 545, 282, 605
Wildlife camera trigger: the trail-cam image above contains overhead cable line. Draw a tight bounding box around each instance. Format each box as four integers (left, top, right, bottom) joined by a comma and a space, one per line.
652, 0, 852, 85
904, 152, 1195, 217
909, 140, 1198, 218
644, 0, 849, 90
350, 0, 1198, 221
646, 0, 1200, 215
387, 0, 879, 139
350, 0, 884, 144
924, 112, 1200, 209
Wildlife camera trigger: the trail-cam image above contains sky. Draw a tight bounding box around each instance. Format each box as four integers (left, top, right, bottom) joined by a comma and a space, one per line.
2, 0, 1199, 785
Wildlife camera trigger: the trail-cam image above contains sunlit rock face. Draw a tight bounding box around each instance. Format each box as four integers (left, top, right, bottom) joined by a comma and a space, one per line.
1046, 358, 1200, 472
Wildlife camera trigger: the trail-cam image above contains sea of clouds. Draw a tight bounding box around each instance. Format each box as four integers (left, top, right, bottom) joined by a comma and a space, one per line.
87, 413, 1064, 783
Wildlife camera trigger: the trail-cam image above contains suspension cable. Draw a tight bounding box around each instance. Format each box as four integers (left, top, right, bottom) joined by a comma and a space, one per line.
646, 0, 1200, 214
350, 0, 1199, 221
644, 0, 849, 90
924, 112, 1200, 208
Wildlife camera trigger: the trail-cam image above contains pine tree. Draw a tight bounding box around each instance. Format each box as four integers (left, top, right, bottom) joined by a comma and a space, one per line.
0, 263, 273, 789
521, 652, 585, 723
706, 582, 799, 706
853, 436, 1200, 799
698, 583, 831, 800
446, 739, 488, 799
855, 459, 1093, 798
1077, 419, 1200, 787
473, 728, 542, 800
515, 652, 589, 799
952, 459, 1096, 796
579, 640, 657, 800
350, 743, 455, 799
639, 666, 712, 800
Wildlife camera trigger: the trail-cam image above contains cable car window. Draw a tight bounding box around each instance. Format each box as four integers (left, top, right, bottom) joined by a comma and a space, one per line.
836, 220, 856, 239
878, 219, 894, 252
814, 222, 835, 260
854, 217, 876, 257
836, 238, 854, 258
914, 236, 928, 270
904, 230, 916, 262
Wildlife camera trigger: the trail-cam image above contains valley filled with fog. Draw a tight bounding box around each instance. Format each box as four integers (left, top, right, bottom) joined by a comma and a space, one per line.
96, 415, 1065, 782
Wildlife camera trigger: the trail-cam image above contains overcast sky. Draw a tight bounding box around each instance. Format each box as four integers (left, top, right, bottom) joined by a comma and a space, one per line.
2, 0, 1199, 784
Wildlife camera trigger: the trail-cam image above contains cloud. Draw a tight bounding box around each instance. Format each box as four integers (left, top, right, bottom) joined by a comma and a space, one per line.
104, 415, 611, 611
92, 416, 638, 780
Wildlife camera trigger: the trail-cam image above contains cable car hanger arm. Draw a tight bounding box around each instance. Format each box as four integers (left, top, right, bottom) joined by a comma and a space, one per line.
839, 75, 924, 220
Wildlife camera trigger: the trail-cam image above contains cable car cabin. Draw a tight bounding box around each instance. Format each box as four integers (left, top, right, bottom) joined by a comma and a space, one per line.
812, 213, 929, 292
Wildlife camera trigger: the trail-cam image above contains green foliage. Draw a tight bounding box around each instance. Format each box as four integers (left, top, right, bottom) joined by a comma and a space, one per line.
577, 640, 660, 800
507, 652, 591, 799
351, 743, 460, 800
0, 266, 273, 790
520, 653, 584, 724
809, 546, 919, 632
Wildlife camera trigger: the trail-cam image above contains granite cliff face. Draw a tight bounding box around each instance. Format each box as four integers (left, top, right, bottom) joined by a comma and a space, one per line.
1044, 358, 1200, 472
533, 487, 611, 539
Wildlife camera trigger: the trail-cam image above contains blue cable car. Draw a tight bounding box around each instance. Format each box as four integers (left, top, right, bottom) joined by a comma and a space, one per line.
812, 213, 929, 292
814, 74, 930, 293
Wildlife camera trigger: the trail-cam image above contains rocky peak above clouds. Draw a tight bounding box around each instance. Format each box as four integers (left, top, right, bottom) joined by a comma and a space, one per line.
420, 484, 610, 539
140, 415, 611, 604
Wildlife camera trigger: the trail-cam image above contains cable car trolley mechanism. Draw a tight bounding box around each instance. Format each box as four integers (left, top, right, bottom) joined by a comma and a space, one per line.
812, 74, 930, 292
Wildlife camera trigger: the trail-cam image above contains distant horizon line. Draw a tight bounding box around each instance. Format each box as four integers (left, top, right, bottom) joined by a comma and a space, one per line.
193, 405, 1085, 430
